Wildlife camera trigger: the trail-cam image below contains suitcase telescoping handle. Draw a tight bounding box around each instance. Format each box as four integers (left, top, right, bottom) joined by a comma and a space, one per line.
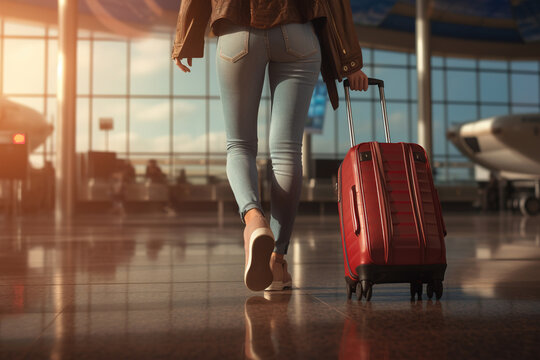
343, 78, 391, 147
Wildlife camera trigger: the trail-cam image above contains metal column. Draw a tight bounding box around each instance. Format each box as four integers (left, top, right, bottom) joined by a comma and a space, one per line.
56, 0, 78, 221
416, 0, 432, 161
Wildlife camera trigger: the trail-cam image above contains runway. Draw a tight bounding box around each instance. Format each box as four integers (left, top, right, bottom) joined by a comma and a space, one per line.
1, 212, 539, 359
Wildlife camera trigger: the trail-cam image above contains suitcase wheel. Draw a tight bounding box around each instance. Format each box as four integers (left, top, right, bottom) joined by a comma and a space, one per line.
410, 281, 423, 301
357, 280, 373, 301
426, 282, 434, 300
355, 282, 363, 301
346, 282, 356, 300
435, 280, 443, 300
363, 280, 373, 301
426, 280, 443, 300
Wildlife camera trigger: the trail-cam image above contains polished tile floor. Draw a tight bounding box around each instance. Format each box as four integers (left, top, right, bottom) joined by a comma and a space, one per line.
1, 211, 539, 359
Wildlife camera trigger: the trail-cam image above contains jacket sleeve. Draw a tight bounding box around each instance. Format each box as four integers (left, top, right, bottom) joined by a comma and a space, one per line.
171, 0, 212, 59
325, 0, 363, 79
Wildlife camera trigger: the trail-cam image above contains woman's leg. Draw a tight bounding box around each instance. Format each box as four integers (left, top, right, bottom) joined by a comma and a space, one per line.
216, 24, 268, 222
217, 24, 277, 291
266, 23, 322, 254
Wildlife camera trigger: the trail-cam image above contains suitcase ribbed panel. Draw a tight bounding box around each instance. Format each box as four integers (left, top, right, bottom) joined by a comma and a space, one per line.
412, 154, 444, 263
378, 145, 422, 264
357, 144, 386, 265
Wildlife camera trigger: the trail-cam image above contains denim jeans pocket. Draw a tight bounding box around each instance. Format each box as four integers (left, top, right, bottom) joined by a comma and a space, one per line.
218, 28, 250, 63
280, 23, 318, 58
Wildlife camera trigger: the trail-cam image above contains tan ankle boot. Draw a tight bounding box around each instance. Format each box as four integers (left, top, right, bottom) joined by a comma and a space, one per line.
265, 253, 292, 291
244, 214, 274, 291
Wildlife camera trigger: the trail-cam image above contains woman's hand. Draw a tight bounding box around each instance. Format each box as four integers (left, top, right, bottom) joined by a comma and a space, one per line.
347, 69, 368, 91
175, 58, 192, 73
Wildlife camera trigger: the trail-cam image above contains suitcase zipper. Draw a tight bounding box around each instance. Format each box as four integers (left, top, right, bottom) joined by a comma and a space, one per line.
338, 165, 357, 280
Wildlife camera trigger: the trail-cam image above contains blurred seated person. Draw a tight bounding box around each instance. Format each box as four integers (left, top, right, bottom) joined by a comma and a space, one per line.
145, 159, 167, 184
176, 168, 188, 184
123, 160, 136, 183
110, 162, 126, 216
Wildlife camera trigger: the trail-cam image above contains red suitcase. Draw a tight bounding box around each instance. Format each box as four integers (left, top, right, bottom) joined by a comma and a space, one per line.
337, 78, 447, 301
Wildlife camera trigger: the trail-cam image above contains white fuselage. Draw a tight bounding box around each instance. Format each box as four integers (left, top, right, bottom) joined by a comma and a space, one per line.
447, 114, 540, 179
0, 97, 53, 152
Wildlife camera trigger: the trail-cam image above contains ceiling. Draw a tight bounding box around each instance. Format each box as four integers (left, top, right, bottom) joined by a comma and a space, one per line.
1, 0, 539, 58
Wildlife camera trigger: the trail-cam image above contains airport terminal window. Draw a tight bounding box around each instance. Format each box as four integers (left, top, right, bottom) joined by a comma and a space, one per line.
129, 98, 171, 153
431, 69, 444, 101
46, 97, 56, 146
432, 104, 446, 158
4, 20, 45, 36
512, 106, 540, 114
77, 40, 91, 95
511, 61, 539, 72
479, 59, 507, 70
409, 67, 418, 101
374, 49, 407, 66
373, 66, 408, 100
431, 56, 443, 67
173, 99, 207, 154
133, 154, 171, 179
480, 105, 510, 119
3, 39, 45, 94
208, 154, 227, 180
209, 100, 227, 154
336, 100, 373, 155
386, 103, 409, 142
92, 98, 127, 153
46, 39, 57, 94
76, 98, 90, 153
93, 41, 127, 95
362, 48, 373, 64
410, 104, 418, 144
447, 104, 477, 157
480, 72, 509, 103
312, 102, 338, 157
447, 70, 477, 102
130, 38, 170, 95
446, 58, 476, 69
511, 73, 539, 105
1, 17, 540, 187
169, 154, 211, 184
173, 54, 207, 96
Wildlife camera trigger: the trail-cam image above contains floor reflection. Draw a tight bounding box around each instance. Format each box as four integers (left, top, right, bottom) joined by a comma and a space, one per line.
339, 301, 445, 360
244, 293, 293, 359
1, 213, 540, 359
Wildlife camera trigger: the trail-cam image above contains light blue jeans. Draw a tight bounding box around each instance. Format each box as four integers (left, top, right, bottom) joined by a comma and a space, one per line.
216, 21, 321, 254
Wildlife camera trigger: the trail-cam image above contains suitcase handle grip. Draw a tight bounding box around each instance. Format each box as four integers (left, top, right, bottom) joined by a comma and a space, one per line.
344, 77, 391, 146
343, 78, 384, 87
350, 186, 360, 235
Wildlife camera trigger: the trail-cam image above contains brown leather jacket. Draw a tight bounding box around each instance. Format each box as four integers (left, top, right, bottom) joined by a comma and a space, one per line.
171, 0, 363, 109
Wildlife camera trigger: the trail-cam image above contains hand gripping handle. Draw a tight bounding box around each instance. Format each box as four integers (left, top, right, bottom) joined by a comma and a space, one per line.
343, 78, 391, 146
